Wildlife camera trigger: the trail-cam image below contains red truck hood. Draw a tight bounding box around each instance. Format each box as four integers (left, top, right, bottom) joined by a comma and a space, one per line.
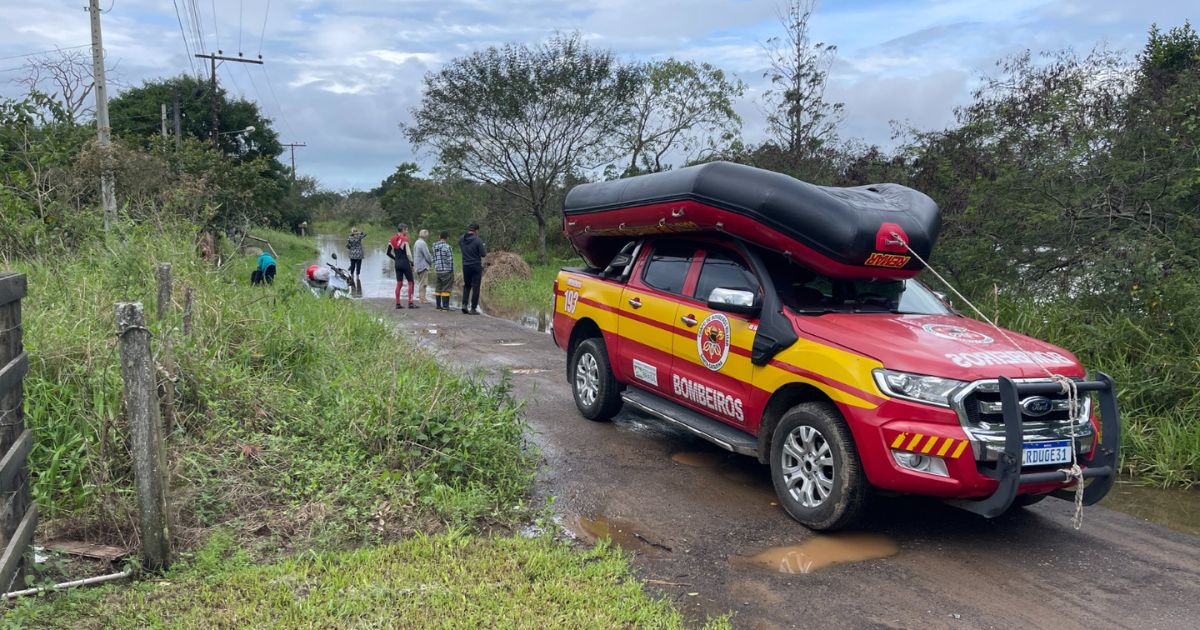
793, 313, 1085, 381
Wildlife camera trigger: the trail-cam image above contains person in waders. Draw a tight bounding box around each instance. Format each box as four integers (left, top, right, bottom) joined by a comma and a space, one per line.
387, 223, 417, 309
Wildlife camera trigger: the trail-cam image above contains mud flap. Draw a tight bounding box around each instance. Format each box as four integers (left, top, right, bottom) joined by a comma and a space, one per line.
946, 373, 1120, 518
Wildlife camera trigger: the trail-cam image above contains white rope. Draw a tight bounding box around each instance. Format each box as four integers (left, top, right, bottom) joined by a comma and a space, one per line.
889, 233, 1086, 528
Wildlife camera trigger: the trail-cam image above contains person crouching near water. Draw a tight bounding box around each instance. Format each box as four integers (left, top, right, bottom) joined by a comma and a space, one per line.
252, 250, 276, 285
346, 227, 366, 278
459, 222, 486, 314
387, 223, 418, 309
432, 231, 454, 310
414, 229, 434, 305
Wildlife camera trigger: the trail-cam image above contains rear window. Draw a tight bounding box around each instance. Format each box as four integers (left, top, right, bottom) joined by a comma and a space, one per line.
642, 241, 694, 295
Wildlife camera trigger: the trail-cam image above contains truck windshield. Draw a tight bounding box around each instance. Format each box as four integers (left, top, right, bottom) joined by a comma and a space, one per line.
758, 248, 951, 315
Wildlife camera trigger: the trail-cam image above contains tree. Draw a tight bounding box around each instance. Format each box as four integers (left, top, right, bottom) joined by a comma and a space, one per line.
16, 49, 95, 124
405, 33, 635, 261
620, 59, 745, 175
761, 0, 844, 157
109, 75, 282, 163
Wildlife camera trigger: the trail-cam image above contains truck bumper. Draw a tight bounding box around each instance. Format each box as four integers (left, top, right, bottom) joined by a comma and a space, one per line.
845, 373, 1120, 515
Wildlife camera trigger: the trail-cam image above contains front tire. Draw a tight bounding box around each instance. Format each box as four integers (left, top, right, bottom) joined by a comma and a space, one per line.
770, 402, 869, 531
569, 338, 622, 421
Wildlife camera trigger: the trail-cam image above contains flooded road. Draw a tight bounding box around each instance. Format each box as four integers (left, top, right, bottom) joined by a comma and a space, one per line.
369, 299, 1200, 629
317, 233, 551, 331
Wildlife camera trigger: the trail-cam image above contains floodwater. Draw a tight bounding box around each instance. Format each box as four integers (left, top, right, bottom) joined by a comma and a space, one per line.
732, 534, 900, 574
1101, 479, 1200, 537
316, 233, 551, 331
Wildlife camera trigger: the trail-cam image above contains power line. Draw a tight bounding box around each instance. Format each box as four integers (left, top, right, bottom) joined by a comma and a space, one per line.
170, 0, 198, 76
0, 44, 91, 62
258, 0, 271, 57
241, 61, 264, 106
222, 61, 245, 99
210, 0, 219, 51
261, 66, 294, 137
238, 0, 244, 54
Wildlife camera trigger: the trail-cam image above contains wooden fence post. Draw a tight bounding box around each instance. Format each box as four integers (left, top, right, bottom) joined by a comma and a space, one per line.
156, 263, 172, 322
0, 273, 34, 593
115, 302, 170, 572
182, 286, 194, 336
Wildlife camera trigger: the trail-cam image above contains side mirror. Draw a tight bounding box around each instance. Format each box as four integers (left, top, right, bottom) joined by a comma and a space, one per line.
707, 287, 760, 316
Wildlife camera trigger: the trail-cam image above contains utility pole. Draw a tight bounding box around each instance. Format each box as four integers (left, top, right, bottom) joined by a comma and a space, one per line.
89, 0, 117, 230
173, 95, 182, 151
192, 52, 263, 149
160, 103, 167, 151
281, 142, 306, 181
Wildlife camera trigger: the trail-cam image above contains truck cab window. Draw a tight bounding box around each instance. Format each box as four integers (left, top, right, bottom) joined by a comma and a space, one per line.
642, 241, 694, 295
694, 248, 758, 302
756, 247, 950, 315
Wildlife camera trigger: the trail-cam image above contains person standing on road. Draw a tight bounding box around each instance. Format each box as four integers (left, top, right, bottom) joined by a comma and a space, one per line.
432, 231, 454, 311
413, 229, 434, 305
346, 227, 366, 278
459, 222, 486, 314
387, 223, 418, 309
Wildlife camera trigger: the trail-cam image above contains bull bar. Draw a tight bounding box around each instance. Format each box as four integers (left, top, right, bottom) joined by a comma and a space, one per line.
947, 373, 1120, 518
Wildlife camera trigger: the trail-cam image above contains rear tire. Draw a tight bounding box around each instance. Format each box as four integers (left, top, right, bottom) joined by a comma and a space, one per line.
770, 402, 869, 531
569, 337, 622, 421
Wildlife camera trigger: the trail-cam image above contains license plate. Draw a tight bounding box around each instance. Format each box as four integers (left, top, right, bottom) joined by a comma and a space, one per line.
1022, 440, 1071, 467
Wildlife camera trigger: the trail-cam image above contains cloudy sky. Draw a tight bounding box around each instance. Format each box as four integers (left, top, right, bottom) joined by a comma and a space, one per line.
1, 0, 1194, 190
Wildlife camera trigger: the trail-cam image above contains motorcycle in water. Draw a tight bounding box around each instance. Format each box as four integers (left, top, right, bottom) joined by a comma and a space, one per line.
307, 253, 353, 299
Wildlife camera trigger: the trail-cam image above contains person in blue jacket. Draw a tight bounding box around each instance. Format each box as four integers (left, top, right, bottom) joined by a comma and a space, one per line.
252, 250, 276, 285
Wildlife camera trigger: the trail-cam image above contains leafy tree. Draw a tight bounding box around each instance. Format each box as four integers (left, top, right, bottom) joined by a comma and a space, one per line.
109, 74, 283, 164
405, 32, 635, 261
619, 59, 745, 175
761, 0, 844, 157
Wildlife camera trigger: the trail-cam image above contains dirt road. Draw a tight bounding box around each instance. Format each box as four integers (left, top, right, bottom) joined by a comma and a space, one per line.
369, 300, 1200, 629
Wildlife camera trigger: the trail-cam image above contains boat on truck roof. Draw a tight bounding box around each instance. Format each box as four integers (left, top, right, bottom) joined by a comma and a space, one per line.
562, 160, 940, 280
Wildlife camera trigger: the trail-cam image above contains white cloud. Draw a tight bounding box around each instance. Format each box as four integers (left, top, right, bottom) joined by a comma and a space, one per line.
2, 0, 1196, 189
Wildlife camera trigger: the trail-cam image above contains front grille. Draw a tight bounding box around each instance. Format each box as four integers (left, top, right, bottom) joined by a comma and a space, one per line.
955, 378, 1089, 432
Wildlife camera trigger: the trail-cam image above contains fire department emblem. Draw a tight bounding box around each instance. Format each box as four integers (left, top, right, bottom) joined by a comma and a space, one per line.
922, 323, 994, 344
697, 313, 731, 371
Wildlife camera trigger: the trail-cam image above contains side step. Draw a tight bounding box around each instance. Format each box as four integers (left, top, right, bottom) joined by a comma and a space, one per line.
621, 387, 758, 457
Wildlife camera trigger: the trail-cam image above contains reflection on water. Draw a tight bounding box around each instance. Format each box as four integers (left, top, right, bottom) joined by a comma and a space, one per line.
732, 534, 899, 574
317, 233, 406, 300
1101, 478, 1200, 537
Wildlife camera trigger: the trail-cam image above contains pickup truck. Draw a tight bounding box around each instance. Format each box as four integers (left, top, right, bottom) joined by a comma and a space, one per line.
551, 165, 1119, 530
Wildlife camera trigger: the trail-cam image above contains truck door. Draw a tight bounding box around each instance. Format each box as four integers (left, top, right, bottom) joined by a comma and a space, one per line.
617, 240, 696, 397
670, 245, 760, 428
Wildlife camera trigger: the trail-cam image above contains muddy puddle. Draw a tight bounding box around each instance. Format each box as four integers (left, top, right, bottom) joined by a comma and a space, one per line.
733, 534, 899, 574
569, 515, 672, 554
1100, 479, 1200, 537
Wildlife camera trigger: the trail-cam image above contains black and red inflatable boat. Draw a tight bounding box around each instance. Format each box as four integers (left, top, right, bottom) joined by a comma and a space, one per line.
562, 161, 941, 280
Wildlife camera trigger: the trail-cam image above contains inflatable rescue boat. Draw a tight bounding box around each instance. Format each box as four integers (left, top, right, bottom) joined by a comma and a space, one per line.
562, 161, 941, 280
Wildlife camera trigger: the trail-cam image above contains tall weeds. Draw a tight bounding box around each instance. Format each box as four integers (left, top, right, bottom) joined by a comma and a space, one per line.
14, 223, 533, 549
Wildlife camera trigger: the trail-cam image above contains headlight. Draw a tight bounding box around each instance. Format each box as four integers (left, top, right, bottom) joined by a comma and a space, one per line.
872, 369, 965, 407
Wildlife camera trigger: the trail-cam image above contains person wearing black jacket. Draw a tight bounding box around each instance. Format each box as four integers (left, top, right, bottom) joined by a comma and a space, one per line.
459, 223, 486, 314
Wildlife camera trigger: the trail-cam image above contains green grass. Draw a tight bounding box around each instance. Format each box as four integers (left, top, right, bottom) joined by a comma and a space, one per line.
996, 296, 1200, 488
485, 257, 577, 315
14, 223, 534, 550
4, 530, 727, 629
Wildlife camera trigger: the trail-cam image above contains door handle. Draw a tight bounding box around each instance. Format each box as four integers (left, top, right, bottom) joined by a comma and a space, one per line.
628, 297, 642, 309
681, 314, 698, 327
